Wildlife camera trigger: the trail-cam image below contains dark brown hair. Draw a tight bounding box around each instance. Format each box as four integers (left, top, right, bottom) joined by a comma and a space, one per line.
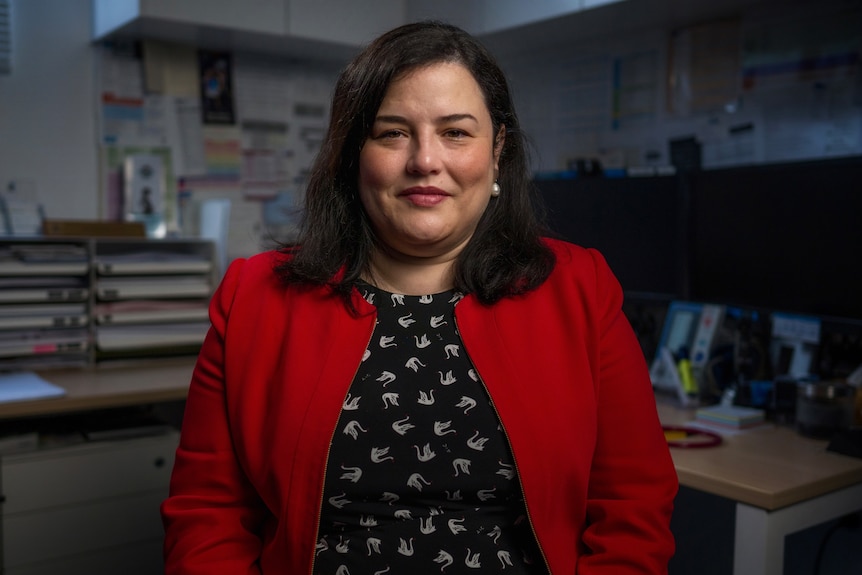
279, 20, 554, 304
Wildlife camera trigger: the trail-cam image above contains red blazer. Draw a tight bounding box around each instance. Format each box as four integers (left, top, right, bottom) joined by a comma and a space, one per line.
162, 238, 678, 574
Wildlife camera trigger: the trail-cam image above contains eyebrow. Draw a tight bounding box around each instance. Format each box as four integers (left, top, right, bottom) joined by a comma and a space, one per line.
374, 113, 480, 124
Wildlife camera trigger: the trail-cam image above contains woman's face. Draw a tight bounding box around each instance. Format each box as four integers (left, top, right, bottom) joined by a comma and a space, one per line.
358, 62, 503, 262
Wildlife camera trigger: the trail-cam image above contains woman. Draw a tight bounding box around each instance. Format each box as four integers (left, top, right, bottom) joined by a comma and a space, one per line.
162, 20, 678, 575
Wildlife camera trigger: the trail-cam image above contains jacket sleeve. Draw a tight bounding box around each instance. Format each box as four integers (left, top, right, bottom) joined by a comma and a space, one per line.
578, 249, 679, 574
161, 258, 267, 574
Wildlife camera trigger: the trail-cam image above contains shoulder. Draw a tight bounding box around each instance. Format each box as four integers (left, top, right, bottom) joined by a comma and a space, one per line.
541, 237, 615, 283
210, 250, 290, 311
215, 249, 370, 315
237, 248, 291, 272
542, 236, 591, 259
223, 249, 290, 287
529, 237, 624, 317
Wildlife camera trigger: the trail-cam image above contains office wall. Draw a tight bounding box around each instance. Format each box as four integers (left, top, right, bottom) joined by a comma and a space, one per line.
2, 0, 860, 235
0, 0, 99, 219
500, 0, 862, 172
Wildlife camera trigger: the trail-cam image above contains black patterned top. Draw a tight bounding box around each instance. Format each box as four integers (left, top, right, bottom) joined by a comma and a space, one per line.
313, 283, 547, 574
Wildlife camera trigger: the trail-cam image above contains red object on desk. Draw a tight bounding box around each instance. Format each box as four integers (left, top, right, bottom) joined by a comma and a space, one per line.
662, 425, 722, 448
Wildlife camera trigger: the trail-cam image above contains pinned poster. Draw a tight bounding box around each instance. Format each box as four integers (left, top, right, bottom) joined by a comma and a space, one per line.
198, 50, 236, 125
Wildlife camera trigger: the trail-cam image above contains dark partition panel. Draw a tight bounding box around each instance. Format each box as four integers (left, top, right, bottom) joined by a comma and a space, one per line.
534, 175, 687, 299
688, 156, 862, 321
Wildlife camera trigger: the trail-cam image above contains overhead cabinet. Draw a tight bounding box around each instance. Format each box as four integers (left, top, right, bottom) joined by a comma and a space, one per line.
92, 0, 405, 61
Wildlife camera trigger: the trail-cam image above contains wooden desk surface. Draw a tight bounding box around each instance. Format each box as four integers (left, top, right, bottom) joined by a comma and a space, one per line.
0, 358, 195, 420
5, 362, 861, 513
657, 400, 862, 511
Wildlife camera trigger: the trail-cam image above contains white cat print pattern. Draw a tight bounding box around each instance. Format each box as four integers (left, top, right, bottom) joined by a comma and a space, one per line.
313, 284, 547, 574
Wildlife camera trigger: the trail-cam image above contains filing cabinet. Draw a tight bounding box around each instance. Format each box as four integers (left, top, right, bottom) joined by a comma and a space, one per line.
0, 431, 178, 574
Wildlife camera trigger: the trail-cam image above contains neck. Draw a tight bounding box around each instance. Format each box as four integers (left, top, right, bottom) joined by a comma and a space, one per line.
364, 251, 456, 295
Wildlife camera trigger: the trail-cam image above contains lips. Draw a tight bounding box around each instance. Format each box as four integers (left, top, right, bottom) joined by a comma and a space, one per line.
399, 186, 449, 207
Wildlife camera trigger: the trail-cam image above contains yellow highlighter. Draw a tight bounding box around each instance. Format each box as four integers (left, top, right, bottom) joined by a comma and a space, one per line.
676, 347, 698, 396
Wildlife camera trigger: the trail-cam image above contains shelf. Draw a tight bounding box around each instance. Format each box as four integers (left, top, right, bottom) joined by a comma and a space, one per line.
0, 303, 89, 330
95, 322, 209, 352
0, 286, 89, 304
95, 276, 212, 300
94, 300, 209, 325
0, 261, 89, 275
95, 252, 212, 275
0, 237, 216, 368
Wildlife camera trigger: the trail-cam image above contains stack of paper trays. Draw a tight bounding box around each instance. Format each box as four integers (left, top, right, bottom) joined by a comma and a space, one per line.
696, 405, 766, 429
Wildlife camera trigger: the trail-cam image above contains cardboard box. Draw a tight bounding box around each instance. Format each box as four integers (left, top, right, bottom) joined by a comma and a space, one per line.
42, 220, 146, 238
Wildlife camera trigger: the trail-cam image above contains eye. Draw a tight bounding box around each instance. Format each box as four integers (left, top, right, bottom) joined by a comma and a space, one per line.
374, 129, 406, 140
444, 129, 468, 139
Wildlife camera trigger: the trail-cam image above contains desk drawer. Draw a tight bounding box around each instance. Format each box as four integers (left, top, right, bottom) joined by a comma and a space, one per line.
4, 538, 163, 575
3, 490, 166, 569
1, 431, 178, 514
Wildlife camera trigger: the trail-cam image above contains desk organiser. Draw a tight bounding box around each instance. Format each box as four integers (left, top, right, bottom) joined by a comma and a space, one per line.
0, 237, 216, 370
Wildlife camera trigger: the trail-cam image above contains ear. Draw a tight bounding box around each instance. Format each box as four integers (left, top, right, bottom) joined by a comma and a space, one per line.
493, 125, 506, 169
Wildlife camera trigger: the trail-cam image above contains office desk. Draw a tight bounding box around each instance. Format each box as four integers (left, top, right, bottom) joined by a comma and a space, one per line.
0, 359, 194, 573
0, 358, 194, 420
5, 364, 860, 574
658, 401, 862, 575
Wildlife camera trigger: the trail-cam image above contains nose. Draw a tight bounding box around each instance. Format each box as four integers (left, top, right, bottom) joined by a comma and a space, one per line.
406, 135, 442, 175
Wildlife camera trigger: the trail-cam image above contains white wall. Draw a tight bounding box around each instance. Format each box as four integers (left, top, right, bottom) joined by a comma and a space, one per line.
500, 0, 862, 172
2, 0, 860, 224
0, 0, 100, 219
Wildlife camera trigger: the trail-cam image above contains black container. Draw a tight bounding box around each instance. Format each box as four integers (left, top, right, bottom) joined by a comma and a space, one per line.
796, 381, 856, 439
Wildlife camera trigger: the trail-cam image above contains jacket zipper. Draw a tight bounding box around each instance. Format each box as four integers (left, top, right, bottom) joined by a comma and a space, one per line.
453, 311, 553, 574
308, 314, 377, 575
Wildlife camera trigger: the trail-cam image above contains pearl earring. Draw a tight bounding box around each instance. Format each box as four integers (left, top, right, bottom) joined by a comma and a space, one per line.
491, 181, 501, 197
